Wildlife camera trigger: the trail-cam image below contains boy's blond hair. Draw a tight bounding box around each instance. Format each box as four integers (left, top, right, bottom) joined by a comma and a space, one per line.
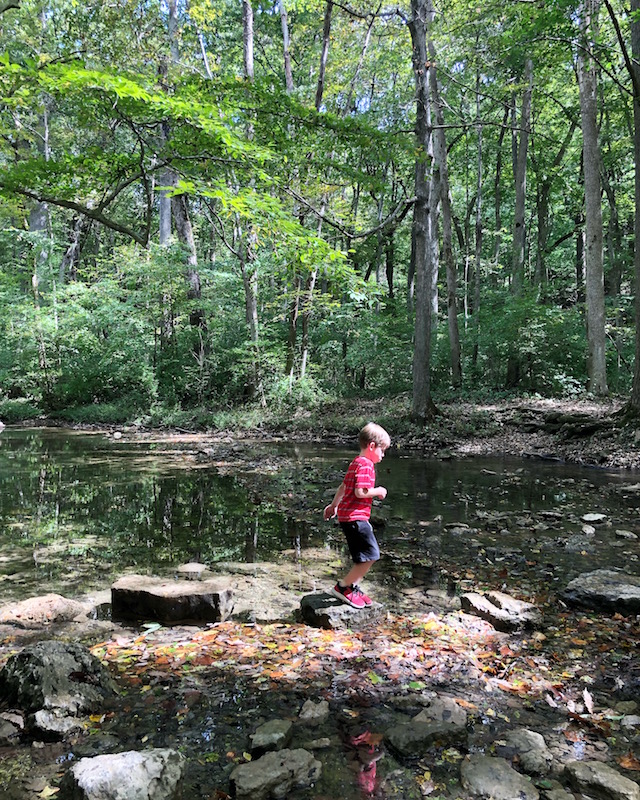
358, 422, 391, 450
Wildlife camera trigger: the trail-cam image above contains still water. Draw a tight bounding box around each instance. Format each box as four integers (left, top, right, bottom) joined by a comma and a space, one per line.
0, 427, 638, 602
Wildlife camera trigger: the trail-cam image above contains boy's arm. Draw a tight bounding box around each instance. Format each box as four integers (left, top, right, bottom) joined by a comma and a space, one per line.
323, 483, 346, 520
355, 485, 387, 500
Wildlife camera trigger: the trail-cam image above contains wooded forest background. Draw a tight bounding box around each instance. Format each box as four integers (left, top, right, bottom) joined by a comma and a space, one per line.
2, 0, 640, 426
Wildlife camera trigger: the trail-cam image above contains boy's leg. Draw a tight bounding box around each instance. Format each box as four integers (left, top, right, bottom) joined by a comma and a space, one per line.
340, 560, 374, 587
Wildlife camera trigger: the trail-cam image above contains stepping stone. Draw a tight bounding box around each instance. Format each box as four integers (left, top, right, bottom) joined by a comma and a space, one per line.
299, 593, 384, 630
111, 575, 233, 622
561, 569, 640, 613
460, 590, 541, 631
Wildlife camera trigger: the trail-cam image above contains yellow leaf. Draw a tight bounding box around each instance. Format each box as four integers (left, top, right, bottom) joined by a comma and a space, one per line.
243, 752, 252, 761
38, 787, 60, 798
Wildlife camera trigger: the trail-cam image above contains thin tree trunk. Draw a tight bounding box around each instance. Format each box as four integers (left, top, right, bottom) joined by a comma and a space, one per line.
578, 0, 608, 395
630, 0, 640, 410
429, 36, 461, 388
473, 68, 483, 369
511, 58, 533, 294
315, 1, 333, 111
279, 0, 294, 92
494, 106, 509, 269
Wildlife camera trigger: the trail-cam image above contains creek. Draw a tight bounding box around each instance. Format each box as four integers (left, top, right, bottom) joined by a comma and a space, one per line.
0, 427, 638, 602
0, 427, 639, 800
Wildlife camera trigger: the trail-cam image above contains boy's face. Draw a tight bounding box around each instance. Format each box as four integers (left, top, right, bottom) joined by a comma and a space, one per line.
366, 441, 387, 464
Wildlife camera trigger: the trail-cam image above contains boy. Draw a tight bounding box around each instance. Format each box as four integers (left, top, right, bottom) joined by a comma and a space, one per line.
323, 422, 390, 609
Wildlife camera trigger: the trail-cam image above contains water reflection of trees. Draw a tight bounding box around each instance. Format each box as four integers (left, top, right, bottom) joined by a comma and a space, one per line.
0, 431, 316, 599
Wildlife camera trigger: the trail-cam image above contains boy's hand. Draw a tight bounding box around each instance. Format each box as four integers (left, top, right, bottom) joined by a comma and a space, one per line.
324, 504, 337, 520
377, 487, 387, 500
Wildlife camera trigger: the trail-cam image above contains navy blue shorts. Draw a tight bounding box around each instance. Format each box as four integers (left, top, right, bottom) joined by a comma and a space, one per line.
339, 520, 380, 564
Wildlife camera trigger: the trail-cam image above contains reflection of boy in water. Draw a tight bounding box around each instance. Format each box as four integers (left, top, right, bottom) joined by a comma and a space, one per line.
348, 729, 383, 796
323, 423, 390, 610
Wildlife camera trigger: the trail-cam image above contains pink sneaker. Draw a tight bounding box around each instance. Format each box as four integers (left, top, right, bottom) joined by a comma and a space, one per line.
330, 582, 366, 609
353, 584, 372, 607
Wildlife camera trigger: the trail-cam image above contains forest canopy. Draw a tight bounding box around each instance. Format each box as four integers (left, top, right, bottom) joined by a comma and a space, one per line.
1, 0, 639, 426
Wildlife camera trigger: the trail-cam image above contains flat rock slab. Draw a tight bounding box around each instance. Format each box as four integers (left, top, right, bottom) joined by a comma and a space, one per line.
299, 593, 384, 630
560, 569, 640, 613
111, 575, 234, 622
460, 590, 541, 631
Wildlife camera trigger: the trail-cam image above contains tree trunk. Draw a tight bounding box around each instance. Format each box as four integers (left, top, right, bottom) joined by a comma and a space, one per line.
279, 0, 294, 92
315, 1, 333, 111
493, 106, 509, 269
511, 58, 533, 294
628, 0, 640, 410
578, 0, 608, 395
429, 36, 461, 388
409, 0, 438, 423
59, 216, 90, 283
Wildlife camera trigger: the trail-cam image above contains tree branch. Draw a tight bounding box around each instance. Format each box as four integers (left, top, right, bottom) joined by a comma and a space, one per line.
8, 186, 148, 246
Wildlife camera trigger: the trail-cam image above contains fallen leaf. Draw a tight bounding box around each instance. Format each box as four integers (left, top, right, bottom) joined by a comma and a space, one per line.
618, 752, 640, 771
583, 688, 594, 714
38, 788, 59, 799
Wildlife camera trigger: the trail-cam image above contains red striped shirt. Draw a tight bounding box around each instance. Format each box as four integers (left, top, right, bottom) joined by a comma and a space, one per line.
337, 456, 376, 522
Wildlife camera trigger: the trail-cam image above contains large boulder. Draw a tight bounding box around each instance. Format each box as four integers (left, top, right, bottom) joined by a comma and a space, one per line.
561, 570, 640, 613
111, 575, 234, 622
65, 749, 184, 800
229, 748, 321, 799
0, 640, 115, 738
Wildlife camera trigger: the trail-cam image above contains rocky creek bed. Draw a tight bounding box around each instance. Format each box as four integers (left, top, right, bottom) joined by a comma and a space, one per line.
0, 402, 639, 799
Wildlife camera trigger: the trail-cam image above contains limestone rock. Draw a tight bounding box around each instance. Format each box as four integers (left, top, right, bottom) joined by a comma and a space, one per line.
414, 696, 467, 727
299, 593, 384, 631
460, 590, 541, 631
229, 748, 321, 799
0, 594, 87, 628
497, 728, 553, 775
561, 570, 640, 613
250, 719, 293, 755
0, 640, 115, 737
565, 760, 640, 800
175, 562, 208, 580
111, 574, 233, 622
385, 720, 467, 759
298, 699, 329, 726
65, 748, 184, 800
460, 755, 539, 800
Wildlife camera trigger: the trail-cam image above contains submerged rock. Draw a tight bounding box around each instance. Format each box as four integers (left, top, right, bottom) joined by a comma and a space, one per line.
298, 699, 329, 726
111, 574, 234, 622
385, 719, 467, 759
250, 719, 293, 755
229, 748, 321, 799
460, 754, 539, 800
460, 590, 541, 631
565, 760, 640, 800
561, 569, 640, 613
65, 748, 184, 800
497, 728, 553, 775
